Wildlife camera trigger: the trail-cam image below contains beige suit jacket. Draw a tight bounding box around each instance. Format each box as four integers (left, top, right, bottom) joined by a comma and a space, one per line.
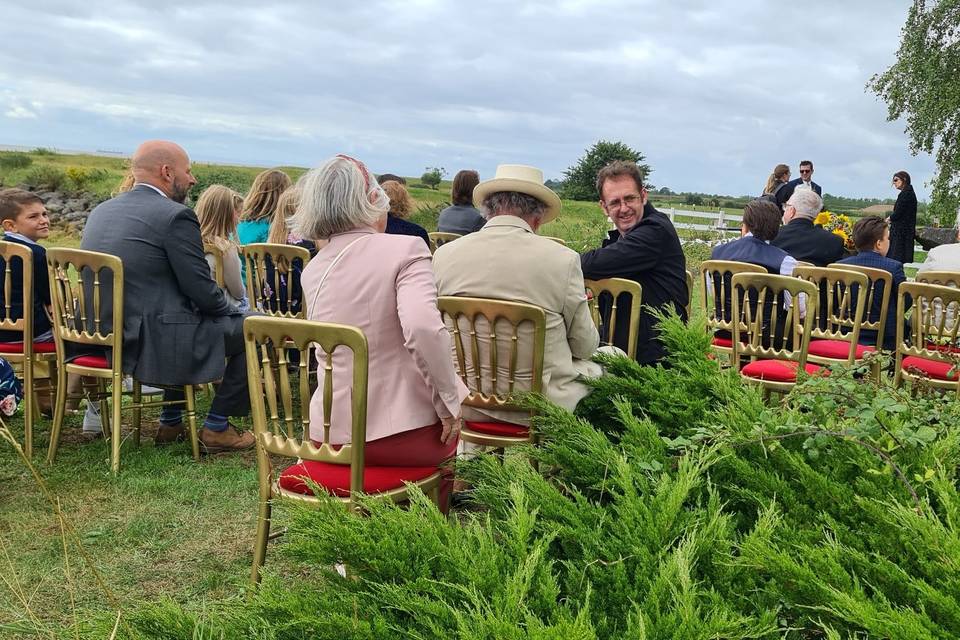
433, 216, 601, 424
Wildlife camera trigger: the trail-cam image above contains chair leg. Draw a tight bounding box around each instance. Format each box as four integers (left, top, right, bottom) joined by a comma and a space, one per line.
110, 374, 123, 475
250, 490, 272, 586
46, 364, 69, 465
131, 381, 142, 448
22, 359, 33, 459
184, 385, 200, 462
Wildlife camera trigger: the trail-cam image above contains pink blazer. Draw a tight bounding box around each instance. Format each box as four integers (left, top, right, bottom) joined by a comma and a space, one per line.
302, 228, 468, 445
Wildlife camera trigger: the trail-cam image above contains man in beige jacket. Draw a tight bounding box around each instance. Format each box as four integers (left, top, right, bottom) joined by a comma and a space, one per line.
432, 164, 601, 425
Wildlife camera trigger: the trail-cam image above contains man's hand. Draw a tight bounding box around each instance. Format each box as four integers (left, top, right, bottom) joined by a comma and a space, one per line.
440, 414, 462, 445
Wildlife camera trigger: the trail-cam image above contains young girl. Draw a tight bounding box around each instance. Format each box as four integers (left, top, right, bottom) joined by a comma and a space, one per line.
268, 187, 322, 254
195, 185, 249, 310
237, 169, 291, 246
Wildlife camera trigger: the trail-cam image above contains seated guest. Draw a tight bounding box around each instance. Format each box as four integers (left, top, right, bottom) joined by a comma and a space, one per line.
294, 154, 467, 512
82, 140, 254, 452
580, 161, 688, 364
381, 180, 430, 249
772, 189, 845, 266
194, 185, 249, 311
376, 173, 406, 185
238, 169, 292, 283
0, 189, 52, 343
433, 164, 601, 425
917, 225, 960, 273
268, 187, 322, 256
711, 199, 797, 275
836, 216, 909, 350
438, 170, 485, 234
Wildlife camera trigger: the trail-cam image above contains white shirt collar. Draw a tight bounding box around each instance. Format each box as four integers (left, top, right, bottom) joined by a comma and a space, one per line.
4, 231, 40, 246
133, 182, 169, 199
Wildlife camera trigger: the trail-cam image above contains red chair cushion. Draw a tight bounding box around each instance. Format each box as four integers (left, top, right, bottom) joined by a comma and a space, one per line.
463, 420, 530, 438
741, 359, 824, 383
808, 339, 876, 360
925, 342, 960, 355
711, 336, 733, 348
72, 355, 110, 369
277, 459, 439, 497
0, 341, 56, 354
902, 356, 959, 381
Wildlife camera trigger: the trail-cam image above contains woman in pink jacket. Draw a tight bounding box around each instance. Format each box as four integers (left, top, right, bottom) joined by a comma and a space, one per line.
290, 154, 467, 511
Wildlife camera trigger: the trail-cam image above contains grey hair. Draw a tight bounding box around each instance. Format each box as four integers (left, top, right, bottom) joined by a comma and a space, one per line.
481, 191, 547, 222
291, 156, 388, 239
787, 189, 823, 219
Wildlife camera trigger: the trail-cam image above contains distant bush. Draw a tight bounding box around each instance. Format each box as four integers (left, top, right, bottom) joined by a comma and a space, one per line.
64, 166, 108, 191
190, 166, 256, 204
23, 165, 66, 190
0, 152, 33, 169
684, 193, 704, 206
30, 147, 57, 156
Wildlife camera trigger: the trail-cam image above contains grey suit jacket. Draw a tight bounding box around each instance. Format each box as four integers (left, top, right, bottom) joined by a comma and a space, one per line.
81, 185, 240, 385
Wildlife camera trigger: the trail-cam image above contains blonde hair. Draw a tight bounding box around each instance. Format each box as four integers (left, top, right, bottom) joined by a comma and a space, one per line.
763, 164, 790, 195
292, 155, 388, 240
268, 186, 300, 244
241, 169, 291, 222
195, 185, 242, 251
381, 180, 412, 218
113, 170, 136, 197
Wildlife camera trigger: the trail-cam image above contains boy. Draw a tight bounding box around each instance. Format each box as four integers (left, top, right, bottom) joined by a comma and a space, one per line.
0, 189, 52, 343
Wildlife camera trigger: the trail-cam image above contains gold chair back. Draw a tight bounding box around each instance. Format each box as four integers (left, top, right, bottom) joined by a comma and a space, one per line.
685, 269, 694, 319
584, 277, 642, 358
915, 271, 960, 287
428, 232, 461, 254
792, 266, 868, 364
203, 242, 226, 288
730, 272, 818, 368
894, 282, 960, 392
699, 260, 767, 355
795, 260, 815, 268
241, 243, 310, 318
827, 263, 893, 349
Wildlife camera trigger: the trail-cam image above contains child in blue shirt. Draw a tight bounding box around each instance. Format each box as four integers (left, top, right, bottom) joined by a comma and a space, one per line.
0, 189, 52, 343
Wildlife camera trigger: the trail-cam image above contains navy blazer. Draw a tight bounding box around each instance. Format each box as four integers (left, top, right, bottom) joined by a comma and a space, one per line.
836, 250, 910, 350
385, 215, 431, 250
0, 234, 52, 343
772, 218, 846, 267
775, 178, 823, 208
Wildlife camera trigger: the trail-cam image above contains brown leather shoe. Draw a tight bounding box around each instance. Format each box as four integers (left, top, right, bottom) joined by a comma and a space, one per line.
198, 424, 255, 454
155, 423, 186, 445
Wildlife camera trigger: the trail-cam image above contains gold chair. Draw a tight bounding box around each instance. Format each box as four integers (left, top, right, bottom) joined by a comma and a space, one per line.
893, 282, 960, 393
437, 296, 546, 448
827, 263, 893, 352
731, 272, 820, 396
428, 232, 462, 254
915, 271, 960, 287
244, 315, 446, 584
699, 260, 767, 362
45, 248, 200, 473
795, 261, 815, 268
793, 266, 871, 367
203, 242, 226, 288
241, 243, 311, 319
584, 277, 642, 359
685, 269, 694, 319
0, 241, 57, 458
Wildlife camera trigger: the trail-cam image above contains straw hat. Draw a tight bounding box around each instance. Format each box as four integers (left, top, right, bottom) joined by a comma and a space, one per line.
472, 164, 561, 225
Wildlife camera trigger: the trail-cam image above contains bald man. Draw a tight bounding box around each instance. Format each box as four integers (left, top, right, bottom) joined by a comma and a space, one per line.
80, 140, 254, 453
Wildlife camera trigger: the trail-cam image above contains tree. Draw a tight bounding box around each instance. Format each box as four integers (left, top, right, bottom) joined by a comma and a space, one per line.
869, 0, 960, 225
561, 140, 651, 201
421, 166, 446, 190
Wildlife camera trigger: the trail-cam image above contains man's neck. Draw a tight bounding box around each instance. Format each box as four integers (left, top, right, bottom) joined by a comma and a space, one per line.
134, 181, 169, 199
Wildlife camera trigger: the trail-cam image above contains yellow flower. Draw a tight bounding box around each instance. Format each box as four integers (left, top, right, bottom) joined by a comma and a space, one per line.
833, 229, 848, 243
814, 212, 831, 226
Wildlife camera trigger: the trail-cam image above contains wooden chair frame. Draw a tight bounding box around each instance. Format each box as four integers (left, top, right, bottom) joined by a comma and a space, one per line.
428, 232, 461, 254
685, 269, 694, 320
584, 277, 642, 359
0, 241, 57, 458
241, 243, 311, 319
793, 266, 869, 367
915, 271, 960, 288
893, 282, 960, 394
45, 248, 200, 474
203, 241, 226, 288
699, 260, 767, 362
437, 296, 546, 448
731, 273, 819, 394
827, 263, 893, 352
244, 315, 444, 584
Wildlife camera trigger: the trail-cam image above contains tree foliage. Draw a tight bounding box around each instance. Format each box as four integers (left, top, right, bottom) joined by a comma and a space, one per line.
421, 166, 446, 190
869, 0, 960, 224
561, 140, 651, 201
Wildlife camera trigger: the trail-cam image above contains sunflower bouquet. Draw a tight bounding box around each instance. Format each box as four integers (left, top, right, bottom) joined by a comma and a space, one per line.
813, 210, 855, 250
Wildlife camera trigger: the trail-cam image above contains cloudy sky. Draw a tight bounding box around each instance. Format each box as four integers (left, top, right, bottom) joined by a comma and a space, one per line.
0, 1, 933, 200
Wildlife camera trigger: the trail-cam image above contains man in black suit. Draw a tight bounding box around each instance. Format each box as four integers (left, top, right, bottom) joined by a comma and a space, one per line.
81, 140, 254, 452
771, 188, 845, 266
775, 160, 823, 209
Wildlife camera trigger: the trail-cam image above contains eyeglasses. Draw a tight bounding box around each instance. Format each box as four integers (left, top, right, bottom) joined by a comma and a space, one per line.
603, 194, 642, 210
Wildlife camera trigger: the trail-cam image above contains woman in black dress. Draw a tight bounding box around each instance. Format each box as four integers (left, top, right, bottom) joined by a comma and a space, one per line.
888, 170, 917, 264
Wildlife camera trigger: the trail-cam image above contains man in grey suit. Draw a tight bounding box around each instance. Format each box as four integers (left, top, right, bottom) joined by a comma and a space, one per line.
81, 140, 254, 452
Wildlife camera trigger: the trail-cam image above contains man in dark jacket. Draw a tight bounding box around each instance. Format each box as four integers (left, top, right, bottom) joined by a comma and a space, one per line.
580, 161, 688, 364
775, 160, 823, 209
772, 189, 845, 266
81, 140, 254, 453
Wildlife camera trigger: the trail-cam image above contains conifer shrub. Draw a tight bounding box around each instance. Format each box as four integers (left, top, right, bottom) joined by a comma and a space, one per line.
84, 313, 960, 639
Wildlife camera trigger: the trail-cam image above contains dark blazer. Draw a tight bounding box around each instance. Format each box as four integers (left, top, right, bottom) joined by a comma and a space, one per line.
0, 234, 51, 342
772, 218, 846, 267
385, 215, 431, 249
888, 185, 918, 264
438, 204, 486, 235
836, 250, 910, 350
81, 185, 241, 385
580, 206, 688, 364
775, 178, 823, 208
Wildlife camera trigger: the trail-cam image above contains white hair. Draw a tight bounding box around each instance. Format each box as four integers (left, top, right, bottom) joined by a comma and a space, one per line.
292, 156, 388, 239
787, 189, 823, 219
